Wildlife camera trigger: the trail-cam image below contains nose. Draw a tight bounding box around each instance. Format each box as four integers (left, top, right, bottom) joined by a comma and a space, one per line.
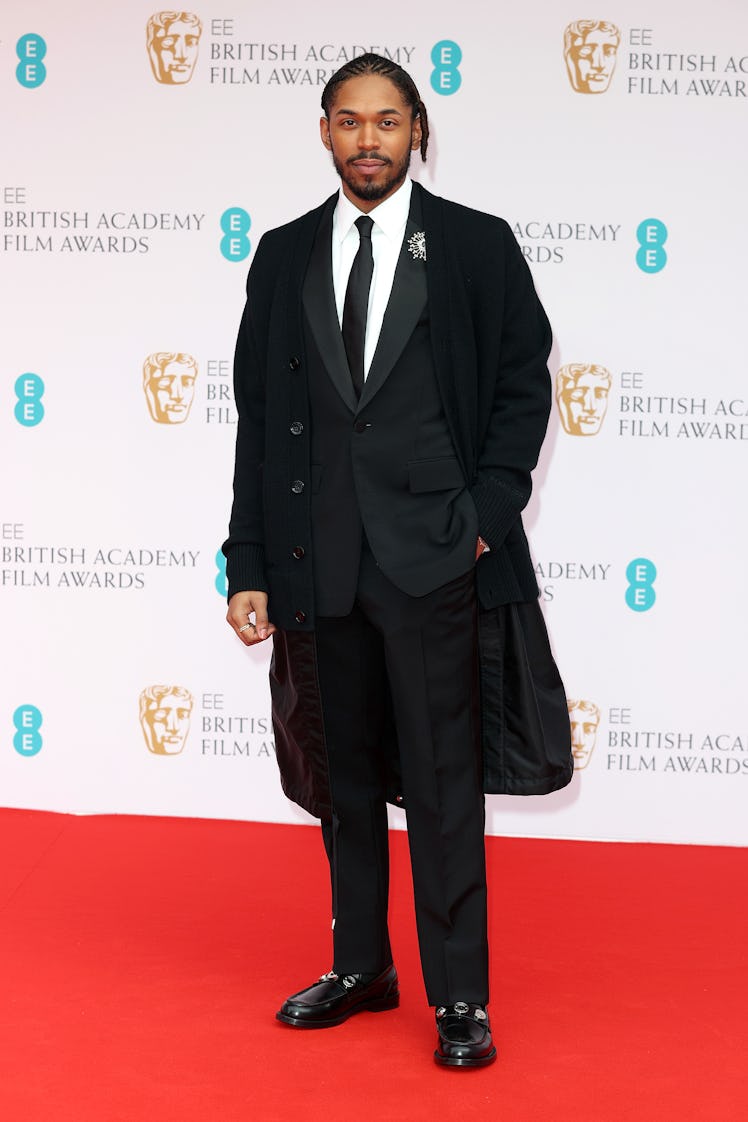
166, 710, 179, 731
173, 36, 186, 61
590, 45, 604, 71
571, 723, 583, 747
581, 388, 595, 413
358, 124, 380, 151
169, 379, 184, 402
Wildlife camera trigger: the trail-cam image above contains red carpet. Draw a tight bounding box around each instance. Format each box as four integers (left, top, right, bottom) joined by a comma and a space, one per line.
0, 810, 745, 1121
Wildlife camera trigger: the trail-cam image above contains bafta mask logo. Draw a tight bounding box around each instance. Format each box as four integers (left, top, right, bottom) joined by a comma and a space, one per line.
567, 699, 600, 770
564, 20, 621, 94
556, 364, 612, 436
139, 685, 193, 755
143, 352, 198, 424
146, 11, 202, 85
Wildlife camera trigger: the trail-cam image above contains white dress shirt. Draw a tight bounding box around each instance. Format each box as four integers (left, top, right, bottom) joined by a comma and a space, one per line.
331, 178, 412, 379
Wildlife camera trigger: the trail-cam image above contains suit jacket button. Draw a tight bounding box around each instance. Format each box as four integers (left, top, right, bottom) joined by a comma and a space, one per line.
289, 356, 301, 371
292, 546, 305, 559
294, 609, 306, 623
290, 421, 304, 435
353, 420, 370, 433
291, 479, 304, 494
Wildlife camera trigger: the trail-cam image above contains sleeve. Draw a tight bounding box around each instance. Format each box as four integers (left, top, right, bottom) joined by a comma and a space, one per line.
468, 220, 553, 549
221, 235, 272, 599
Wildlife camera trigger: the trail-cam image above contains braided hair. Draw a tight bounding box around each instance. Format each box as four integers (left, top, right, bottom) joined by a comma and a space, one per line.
321, 53, 429, 160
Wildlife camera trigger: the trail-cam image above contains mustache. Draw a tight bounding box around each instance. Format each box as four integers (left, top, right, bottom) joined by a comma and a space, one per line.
346, 153, 392, 166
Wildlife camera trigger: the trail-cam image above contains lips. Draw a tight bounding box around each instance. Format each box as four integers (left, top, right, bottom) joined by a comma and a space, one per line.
352, 160, 387, 173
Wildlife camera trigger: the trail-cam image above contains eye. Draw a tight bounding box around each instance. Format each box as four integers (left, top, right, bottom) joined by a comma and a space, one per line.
380, 119, 397, 128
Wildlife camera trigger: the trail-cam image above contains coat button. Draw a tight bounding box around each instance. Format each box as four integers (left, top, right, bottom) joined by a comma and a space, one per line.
289, 356, 301, 371
353, 420, 370, 433
291, 479, 304, 494
292, 546, 305, 559
294, 609, 306, 623
290, 421, 304, 436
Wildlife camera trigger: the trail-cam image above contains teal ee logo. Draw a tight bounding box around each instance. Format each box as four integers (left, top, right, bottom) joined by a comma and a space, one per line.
16, 34, 47, 88
636, 219, 667, 273
625, 557, 656, 612
220, 208, 251, 261
431, 40, 462, 95
13, 705, 43, 757
215, 549, 227, 597
14, 373, 45, 426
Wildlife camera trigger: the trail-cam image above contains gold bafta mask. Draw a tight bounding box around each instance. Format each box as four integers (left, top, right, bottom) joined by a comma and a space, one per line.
564, 20, 621, 94
146, 11, 202, 85
567, 700, 600, 770
143, 352, 198, 424
556, 364, 612, 436
139, 685, 193, 755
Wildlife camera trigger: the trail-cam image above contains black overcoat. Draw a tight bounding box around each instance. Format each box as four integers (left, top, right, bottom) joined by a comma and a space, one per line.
224, 182, 573, 818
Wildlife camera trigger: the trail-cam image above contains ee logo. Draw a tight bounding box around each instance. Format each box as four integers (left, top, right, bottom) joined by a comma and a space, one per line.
220, 208, 251, 262
625, 557, 657, 612
16, 34, 47, 88
636, 219, 667, 273
15, 373, 45, 426
13, 705, 43, 757
215, 549, 228, 597
431, 40, 462, 95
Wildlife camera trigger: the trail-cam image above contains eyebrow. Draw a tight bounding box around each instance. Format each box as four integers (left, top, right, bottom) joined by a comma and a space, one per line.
334, 107, 403, 116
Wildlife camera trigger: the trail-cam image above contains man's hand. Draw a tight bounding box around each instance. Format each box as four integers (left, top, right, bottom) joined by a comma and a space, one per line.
227, 591, 276, 646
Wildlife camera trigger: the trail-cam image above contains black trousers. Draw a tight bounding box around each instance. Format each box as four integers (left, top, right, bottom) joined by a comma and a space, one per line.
315, 545, 488, 1006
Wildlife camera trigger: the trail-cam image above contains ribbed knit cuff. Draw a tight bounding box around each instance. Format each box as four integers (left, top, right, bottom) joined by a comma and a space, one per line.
225, 543, 267, 602
469, 478, 525, 551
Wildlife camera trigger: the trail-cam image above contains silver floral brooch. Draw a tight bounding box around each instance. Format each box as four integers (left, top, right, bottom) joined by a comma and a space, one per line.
407, 230, 427, 261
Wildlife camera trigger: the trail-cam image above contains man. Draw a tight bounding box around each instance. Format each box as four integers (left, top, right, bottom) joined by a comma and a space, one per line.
223, 54, 572, 1068
556, 363, 612, 436
142, 352, 198, 424
139, 685, 193, 755
146, 11, 202, 85
563, 20, 621, 94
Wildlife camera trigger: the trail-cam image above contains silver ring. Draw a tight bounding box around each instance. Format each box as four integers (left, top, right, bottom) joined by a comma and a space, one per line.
238, 623, 252, 633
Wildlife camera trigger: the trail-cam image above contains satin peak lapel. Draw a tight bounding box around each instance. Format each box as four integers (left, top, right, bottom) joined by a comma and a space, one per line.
359, 213, 428, 409
302, 200, 358, 414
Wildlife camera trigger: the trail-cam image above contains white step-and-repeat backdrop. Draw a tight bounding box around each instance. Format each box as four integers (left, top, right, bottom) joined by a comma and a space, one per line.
2, 2, 747, 845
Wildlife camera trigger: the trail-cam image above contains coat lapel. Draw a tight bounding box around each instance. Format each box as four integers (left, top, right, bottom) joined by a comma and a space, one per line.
302, 197, 358, 414
359, 190, 427, 409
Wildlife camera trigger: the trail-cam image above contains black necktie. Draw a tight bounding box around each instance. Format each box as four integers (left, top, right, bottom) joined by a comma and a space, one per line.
342, 215, 374, 398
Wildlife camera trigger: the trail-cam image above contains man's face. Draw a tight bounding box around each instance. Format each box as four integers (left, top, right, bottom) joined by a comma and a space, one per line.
143, 694, 192, 754
559, 371, 610, 435
320, 74, 422, 210
152, 18, 200, 84
567, 28, 618, 93
569, 706, 599, 769
147, 361, 196, 423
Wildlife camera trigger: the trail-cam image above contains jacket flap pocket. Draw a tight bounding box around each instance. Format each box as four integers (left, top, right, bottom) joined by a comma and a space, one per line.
408, 457, 464, 493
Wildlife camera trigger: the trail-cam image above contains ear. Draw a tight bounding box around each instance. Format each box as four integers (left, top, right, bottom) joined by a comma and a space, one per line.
320, 116, 332, 151
410, 112, 423, 152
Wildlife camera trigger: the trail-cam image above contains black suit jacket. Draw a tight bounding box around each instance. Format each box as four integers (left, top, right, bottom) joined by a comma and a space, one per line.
224, 181, 553, 631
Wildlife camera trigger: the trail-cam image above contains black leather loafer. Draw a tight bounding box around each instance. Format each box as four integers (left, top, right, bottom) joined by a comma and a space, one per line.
276, 964, 399, 1028
434, 1002, 497, 1067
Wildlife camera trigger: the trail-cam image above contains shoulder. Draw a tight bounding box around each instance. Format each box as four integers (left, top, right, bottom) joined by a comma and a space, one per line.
256, 195, 335, 256
245, 194, 335, 296
417, 183, 516, 257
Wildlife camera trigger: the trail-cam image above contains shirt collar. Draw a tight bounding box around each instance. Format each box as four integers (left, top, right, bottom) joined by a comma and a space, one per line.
333, 178, 413, 244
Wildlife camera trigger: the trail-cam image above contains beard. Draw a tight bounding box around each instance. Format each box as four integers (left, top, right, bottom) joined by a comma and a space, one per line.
331, 145, 412, 204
